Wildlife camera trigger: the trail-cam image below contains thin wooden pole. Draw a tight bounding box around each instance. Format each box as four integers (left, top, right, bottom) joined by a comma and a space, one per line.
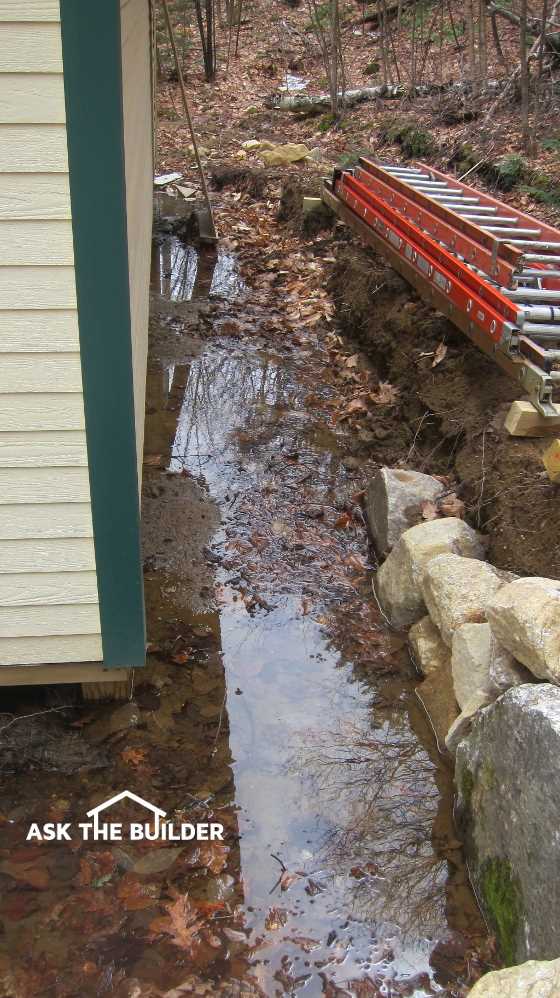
161, 0, 217, 239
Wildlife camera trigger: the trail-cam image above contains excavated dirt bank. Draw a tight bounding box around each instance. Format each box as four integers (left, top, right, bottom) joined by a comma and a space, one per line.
329, 234, 560, 581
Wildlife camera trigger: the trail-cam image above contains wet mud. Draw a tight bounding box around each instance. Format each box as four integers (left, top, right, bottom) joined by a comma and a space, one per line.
0, 208, 494, 998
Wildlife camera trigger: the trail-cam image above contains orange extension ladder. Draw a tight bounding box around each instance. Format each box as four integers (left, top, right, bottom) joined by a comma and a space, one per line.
323, 159, 560, 417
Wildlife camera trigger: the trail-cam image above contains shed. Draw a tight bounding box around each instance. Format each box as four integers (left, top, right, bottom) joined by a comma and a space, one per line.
0, 0, 154, 694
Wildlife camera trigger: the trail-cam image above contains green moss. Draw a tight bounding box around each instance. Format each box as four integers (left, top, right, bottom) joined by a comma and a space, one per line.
317, 113, 336, 133
480, 858, 522, 965
460, 765, 474, 811
378, 116, 435, 159
365, 60, 380, 76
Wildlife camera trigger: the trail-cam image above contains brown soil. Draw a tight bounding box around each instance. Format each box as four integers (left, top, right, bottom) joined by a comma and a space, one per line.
329, 232, 560, 580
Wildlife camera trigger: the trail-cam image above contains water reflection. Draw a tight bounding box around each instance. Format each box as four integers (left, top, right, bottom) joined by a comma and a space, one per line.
153, 236, 245, 302
140, 233, 491, 995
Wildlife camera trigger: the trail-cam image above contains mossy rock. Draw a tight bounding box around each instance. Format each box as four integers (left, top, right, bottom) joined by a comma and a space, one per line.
481, 858, 523, 966
365, 60, 380, 76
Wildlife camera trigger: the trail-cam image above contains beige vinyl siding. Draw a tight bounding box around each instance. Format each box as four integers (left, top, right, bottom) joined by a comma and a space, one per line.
0, 221, 74, 266
0, 2, 101, 667
121, 0, 152, 487
0, 174, 71, 219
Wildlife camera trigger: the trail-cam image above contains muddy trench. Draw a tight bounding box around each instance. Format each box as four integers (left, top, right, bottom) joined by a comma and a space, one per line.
0, 200, 495, 998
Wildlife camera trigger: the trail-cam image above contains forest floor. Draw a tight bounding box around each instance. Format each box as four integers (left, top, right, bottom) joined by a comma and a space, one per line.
155, 0, 560, 581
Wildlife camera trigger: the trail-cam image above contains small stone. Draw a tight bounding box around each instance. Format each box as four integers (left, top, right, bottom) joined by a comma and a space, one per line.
451, 622, 531, 710
467, 958, 560, 997
241, 139, 261, 150
375, 518, 486, 629
408, 615, 448, 677
487, 577, 560, 682
366, 466, 444, 558
422, 554, 507, 647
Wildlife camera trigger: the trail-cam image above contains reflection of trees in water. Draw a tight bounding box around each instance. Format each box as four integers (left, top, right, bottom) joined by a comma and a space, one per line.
294, 712, 449, 935
171, 352, 298, 473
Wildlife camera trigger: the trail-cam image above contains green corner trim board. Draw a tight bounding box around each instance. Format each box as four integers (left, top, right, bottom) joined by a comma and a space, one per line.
60, 0, 146, 667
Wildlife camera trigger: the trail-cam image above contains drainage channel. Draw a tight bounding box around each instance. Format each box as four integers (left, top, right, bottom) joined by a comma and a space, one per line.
0, 221, 491, 998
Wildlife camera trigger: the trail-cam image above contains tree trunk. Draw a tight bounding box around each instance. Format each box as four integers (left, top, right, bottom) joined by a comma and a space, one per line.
520, 0, 530, 148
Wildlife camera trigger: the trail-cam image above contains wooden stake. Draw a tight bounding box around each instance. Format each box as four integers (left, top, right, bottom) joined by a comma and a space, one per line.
161, 0, 217, 241
504, 400, 560, 438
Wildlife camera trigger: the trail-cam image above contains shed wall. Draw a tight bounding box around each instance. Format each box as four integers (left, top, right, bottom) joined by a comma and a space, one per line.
121, 0, 153, 485
0, 0, 101, 666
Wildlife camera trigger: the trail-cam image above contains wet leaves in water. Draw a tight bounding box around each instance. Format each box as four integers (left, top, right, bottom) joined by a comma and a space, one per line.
121, 747, 149, 767
0, 857, 50, 890
116, 873, 159, 911
149, 894, 205, 952
279, 869, 304, 891
265, 906, 288, 930
171, 650, 191, 665
131, 846, 184, 875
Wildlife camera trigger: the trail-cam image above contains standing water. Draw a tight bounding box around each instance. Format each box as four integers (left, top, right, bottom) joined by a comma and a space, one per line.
0, 219, 492, 998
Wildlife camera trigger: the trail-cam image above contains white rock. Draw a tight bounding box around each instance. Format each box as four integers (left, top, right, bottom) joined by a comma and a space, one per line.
422, 554, 508, 647
487, 577, 560, 682
467, 958, 560, 997
408, 615, 448, 677
451, 622, 531, 710
376, 518, 486, 630
366, 467, 443, 557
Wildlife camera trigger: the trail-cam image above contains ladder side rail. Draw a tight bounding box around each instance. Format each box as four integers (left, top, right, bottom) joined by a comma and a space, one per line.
340, 173, 520, 328
335, 175, 517, 345
358, 159, 522, 276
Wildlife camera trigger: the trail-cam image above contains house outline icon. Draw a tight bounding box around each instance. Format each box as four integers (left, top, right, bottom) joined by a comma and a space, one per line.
86, 790, 167, 837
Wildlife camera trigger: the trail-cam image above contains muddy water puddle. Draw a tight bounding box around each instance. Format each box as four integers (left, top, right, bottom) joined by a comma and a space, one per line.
143, 237, 490, 994
0, 234, 490, 998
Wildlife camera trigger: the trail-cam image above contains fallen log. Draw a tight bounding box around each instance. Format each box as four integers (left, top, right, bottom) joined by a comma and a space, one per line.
266, 79, 505, 111
488, 3, 560, 52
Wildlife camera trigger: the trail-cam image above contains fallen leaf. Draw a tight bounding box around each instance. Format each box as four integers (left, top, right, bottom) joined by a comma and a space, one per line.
345, 354, 360, 369
334, 512, 352, 529
117, 874, 158, 911
280, 869, 303, 891
1, 860, 49, 890
132, 847, 184, 875
432, 342, 448, 367
371, 382, 400, 405
265, 906, 288, 930
121, 747, 148, 766
171, 651, 190, 665
149, 895, 204, 952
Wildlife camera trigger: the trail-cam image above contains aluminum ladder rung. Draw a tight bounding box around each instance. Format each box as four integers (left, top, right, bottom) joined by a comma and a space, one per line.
463, 215, 518, 224
516, 269, 560, 279
522, 322, 560, 337
506, 240, 560, 250
523, 254, 560, 263
505, 288, 560, 302
483, 227, 541, 237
